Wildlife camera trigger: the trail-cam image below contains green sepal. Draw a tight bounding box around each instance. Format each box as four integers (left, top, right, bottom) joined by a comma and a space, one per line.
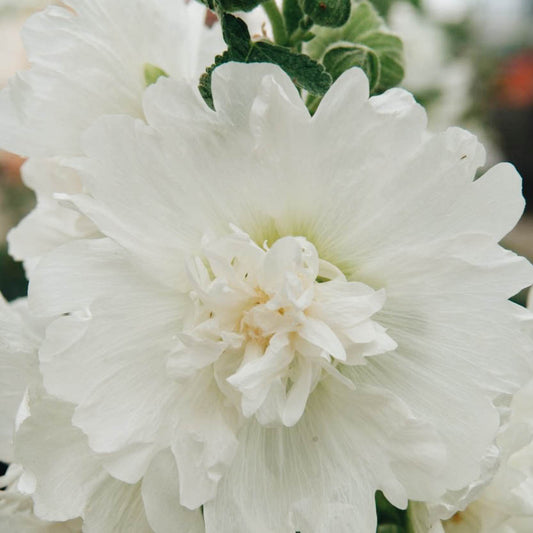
143, 63, 169, 87
300, 0, 351, 27
199, 14, 332, 108
306, 0, 404, 93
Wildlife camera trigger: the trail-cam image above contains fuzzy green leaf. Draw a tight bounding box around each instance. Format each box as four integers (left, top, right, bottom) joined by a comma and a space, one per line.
198, 51, 233, 109
247, 41, 332, 94
220, 13, 252, 55
306, 0, 404, 93
322, 44, 380, 90
199, 14, 332, 108
359, 31, 403, 91
300, 0, 351, 27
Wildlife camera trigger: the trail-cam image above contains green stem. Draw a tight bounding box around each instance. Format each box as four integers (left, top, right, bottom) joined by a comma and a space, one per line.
288, 25, 310, 47
262, 0, 288, 46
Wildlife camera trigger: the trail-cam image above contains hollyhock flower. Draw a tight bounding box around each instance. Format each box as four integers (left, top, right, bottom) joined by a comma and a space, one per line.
0, 0, 224, 158
0, 295, 203, 532
26, 62, 533, 531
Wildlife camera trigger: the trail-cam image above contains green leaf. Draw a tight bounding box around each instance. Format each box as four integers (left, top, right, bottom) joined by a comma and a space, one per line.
199, 14, 332, 108
247, 41, 332, 94
283, 0, 305, 36
220, 13, 252, 56
359, 31, 403, 91
143, 63, 168, 87
322, 44, 380, 90
198, 51, 233, 109
300, 0, 351, 27
305, 0, 404, 93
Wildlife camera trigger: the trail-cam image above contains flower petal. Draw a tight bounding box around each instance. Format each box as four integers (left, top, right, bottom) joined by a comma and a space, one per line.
204, 381, 446, 533
141, 449, 204, 533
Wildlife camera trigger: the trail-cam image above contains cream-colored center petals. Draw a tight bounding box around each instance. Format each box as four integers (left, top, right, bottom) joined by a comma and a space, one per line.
168, 228, 397, 427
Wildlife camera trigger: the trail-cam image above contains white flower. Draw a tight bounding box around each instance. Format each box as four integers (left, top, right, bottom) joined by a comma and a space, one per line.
0, 0, 224, 157
25, 62, 533, 531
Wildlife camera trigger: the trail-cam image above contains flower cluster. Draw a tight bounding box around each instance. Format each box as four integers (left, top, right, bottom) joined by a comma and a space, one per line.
0, 0, 532, 532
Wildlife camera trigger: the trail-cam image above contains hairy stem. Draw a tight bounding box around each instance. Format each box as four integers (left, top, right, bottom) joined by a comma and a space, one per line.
262, 0, 288, 45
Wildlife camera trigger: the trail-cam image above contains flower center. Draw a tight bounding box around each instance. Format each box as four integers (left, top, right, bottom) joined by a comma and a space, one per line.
169, 228, 396, 427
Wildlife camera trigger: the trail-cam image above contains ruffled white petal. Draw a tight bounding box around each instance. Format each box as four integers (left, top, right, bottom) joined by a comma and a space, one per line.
0, 297, 43, 463
141, 449, 204, 533
7, 158, 99, 275
15, 396, 107, 522
83, 478, 152, 533
204, 380, 446, 533
170, 369, 240, 510
30, 240, 184, 459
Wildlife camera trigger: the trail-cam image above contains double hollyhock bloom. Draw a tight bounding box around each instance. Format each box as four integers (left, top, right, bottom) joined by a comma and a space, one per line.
1, 1, 533, 532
